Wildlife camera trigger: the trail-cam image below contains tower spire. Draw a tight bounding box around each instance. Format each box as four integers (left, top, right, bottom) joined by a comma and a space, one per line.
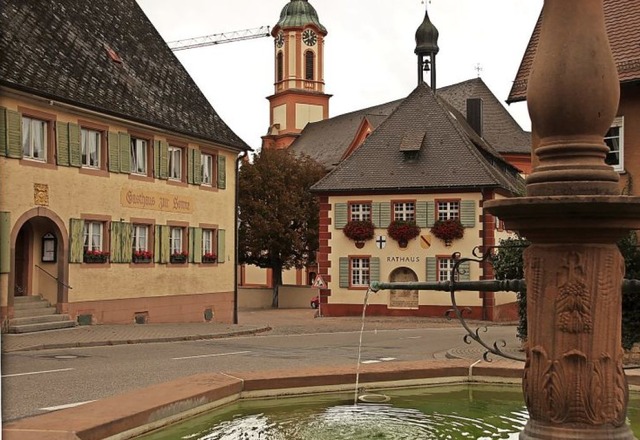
414, 5, 440, 89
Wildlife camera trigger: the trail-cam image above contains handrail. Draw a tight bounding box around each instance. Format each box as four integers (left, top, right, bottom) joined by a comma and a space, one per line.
35, 265, 72, 289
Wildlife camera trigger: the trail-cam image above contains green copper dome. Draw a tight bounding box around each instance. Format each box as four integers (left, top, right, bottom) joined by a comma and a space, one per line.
415, 9, 439, 55
274, 0, 327, 34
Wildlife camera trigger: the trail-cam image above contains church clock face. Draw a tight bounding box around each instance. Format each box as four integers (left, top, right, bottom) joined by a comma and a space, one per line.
302, 29, 317, 46
275, 32, 284, 48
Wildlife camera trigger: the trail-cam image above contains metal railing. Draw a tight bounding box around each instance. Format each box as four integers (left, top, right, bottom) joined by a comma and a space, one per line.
35, 265, 72, 290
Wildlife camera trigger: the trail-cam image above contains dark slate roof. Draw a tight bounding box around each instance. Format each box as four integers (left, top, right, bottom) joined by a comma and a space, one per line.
311, 83, 525, 195
0, 0, 249, 151
438, 78, 531, 154
289, 99, 402, 169
508, 0, 640, 102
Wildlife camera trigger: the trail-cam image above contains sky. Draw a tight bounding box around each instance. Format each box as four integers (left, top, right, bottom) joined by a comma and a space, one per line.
136, 0, 543, 152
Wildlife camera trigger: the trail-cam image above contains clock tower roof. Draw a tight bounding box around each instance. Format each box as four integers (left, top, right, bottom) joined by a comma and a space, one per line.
274, 0, 326, 34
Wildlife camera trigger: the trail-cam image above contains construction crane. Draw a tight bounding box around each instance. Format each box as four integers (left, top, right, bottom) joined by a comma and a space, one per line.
167, 26, 271, 51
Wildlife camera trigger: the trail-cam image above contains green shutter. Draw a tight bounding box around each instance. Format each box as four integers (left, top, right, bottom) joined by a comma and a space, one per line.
153, 141, 160, 178
426, 201, 435, 227
458, 261, 471, 281
69, 218, 85, 263
334, 203, 347, 229
416, 201, 428, 228
0, 212, 10, 273
121, 222, 132, 263
217, 154, 226, 189
108, 132, 120, 172
160, 225, 170, 263
194, 228, 203, 264
6, 109, 22, 158
371, 203, 380, 227
188, 227, 195, 262
426, 257, 437, 282
187, 148, 195, 184
111, 222, 121, 262
217, 229, 226, 263
68, 123, 81, 167
119, 132, 131, 173
370, 257, 380, 284
110, 221, 132, 263
159, 140, 169, 179
460, 200, 476, 228
0, 107, 7, 156
56, 122, 70, 166
379, 202, 391, 228
193, 150, 202, 185
154, 225, 161, 262
339, 257, 349, 288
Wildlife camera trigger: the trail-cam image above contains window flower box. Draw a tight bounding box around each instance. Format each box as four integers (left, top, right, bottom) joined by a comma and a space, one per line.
202, 253, 217, 263
387, 220, 421, 248
430, 219, 464, 246
84, 250, 109, 264
133, 250, 152, 264
170, 251, 188, 264
343, 220, 375, 248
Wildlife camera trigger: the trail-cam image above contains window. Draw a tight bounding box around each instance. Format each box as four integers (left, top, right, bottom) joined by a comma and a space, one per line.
351, 257, 370, 286
604, 116, 624, 172
394, 202, 415, 221
201, 153, 214, 186
130, 137, 148, 175
437, 201, 460, 221
438, 257, 457, 282
168, 146, 182, 180
81, 128, 101, 168
202, 229, 217, 262
132, 225, 149, 252
277, 52, 284, 82
170, 227, 183, 255
305, 51, 314, 80
83, 221, 104, 252
21, 116, 47, 161
349, 203, 371, 221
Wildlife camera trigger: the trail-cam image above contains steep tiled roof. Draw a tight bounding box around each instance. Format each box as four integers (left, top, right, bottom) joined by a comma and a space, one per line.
508, 0, 640, 102
290, 100, 402, 169
438, 78, 531, 154
311, 83, 525, 195
0, 0, 249, 151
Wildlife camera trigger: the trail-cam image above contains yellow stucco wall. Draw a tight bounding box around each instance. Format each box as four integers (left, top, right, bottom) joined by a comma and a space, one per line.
0, 94, 238, 311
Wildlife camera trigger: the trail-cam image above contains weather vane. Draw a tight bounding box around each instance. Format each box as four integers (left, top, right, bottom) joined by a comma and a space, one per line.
474, 63, 483, 78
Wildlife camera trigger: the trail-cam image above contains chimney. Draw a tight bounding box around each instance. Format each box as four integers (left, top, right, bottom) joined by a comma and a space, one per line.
466, 98, 483, 137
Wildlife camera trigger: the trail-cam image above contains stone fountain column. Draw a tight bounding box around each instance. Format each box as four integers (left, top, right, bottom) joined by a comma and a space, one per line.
485, 0, 640, 438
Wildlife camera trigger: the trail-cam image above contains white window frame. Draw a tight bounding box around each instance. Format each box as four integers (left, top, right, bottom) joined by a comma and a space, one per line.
394, 202, 415, 221
201, 153, 214, 186
83, 221, 104, 252
437, 257, 457, 282
130, 138, 148, 175
132, 224, 149, 252
21, 116, 47, 161
81, 128, 101, 168
202, 229, 215, 256
170, 227, 183, 255
437, 201, 460, 221
168, 146, 182, 181
604, 116, 624, 172
350, 257, 370, 287
349, 203, 371, 221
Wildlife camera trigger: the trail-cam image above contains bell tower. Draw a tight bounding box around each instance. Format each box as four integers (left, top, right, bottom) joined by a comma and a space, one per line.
415, 6, 440, 90
262, 0, 331, 150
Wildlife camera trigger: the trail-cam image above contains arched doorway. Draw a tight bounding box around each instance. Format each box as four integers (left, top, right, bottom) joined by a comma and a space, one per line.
388, 267, 419, 309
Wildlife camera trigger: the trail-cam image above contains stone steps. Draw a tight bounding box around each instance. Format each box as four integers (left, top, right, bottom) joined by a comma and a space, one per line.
8, 295, 76, 333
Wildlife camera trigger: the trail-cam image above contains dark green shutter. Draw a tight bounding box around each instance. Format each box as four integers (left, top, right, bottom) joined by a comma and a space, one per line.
153, 141, 160, 178
68, 123, 81, 167
426, 257, 437, 282
119, 132, 131, 173
0, 107, 7, 156
188, 227, 195, 262
6, 109, 22, 158
187, 148, 195, 184
108, 132, 120, 172
154, 225, 161, 262
193, 228, 203, 263
0, 212, 10, 273
379, 202, 391, 228
69, 218, 85, 263
416, 201, 428, 228
334, 203, 347, 229
426, 201, 435, 227
339, 257, 349, 288
217, 154, 226, 189
217, 229, 225, 263
370, 257, 380, 284
56, 122, 70, 166
460, 200, 476, 228
193, 150, 202, 185
159, 140, 169, 179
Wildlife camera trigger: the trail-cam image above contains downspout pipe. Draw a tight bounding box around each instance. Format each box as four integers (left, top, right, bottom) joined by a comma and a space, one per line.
234, 151, 248, 324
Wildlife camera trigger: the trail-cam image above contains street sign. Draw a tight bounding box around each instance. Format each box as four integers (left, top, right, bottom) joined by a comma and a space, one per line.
313, 275, 327, 289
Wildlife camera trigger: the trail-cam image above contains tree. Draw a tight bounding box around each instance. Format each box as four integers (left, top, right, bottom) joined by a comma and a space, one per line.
238, 149, 326, 307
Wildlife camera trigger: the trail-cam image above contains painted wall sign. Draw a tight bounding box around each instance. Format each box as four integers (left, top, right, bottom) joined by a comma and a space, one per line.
120, 188, 194, 214
386, 256, 421, 263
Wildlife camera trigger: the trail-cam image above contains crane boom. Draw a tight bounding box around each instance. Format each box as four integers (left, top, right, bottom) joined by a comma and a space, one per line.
168, 26, 271, 51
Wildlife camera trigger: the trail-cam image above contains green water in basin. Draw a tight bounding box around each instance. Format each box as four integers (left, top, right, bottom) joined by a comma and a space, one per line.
137, 384, 640, 440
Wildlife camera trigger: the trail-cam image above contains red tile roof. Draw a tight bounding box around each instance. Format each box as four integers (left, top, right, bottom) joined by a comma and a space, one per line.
508, 0, 640, 103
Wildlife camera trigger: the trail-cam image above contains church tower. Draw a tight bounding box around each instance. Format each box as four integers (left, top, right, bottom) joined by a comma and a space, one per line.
262, 0, 331, 150
415, 6, 439, 90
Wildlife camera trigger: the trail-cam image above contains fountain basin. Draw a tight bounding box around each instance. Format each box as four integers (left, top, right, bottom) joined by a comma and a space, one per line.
3, 360, 639, 440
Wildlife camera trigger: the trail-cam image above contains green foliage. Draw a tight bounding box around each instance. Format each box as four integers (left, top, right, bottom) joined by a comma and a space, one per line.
238, 149, 326, 306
